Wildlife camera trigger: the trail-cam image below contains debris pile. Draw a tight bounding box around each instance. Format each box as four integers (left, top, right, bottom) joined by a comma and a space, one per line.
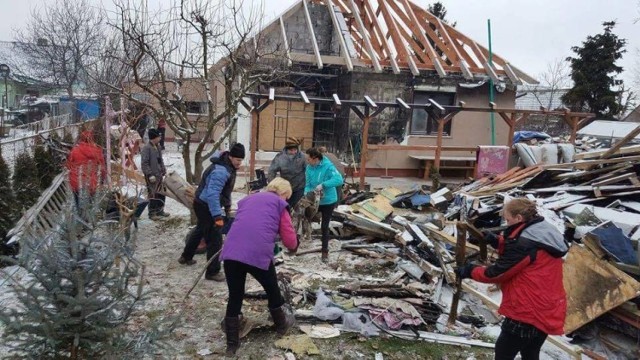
269, 143, 640, 359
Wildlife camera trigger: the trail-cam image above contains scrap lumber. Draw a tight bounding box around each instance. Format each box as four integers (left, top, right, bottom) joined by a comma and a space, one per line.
574, 144, 640, 160
448, 223, 467, 325
541, 154, 640, 169
352, 194, 394, 221
563, 245, 640, 334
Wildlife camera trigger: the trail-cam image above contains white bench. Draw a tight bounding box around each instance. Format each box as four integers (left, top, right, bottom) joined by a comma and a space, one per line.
410, 155, 477, 179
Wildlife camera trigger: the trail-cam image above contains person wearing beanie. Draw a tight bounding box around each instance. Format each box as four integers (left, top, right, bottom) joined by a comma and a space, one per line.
179, 143, 245, 282
267, 137, 306, 208
141, 128, 168, 220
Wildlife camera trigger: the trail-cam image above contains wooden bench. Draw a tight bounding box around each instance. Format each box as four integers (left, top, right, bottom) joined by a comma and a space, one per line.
410, 155, 477, 179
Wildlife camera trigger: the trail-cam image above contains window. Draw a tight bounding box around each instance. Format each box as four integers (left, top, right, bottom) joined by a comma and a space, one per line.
170, 101, 208, 115
185, 101, 207, 115
410, 91, 456, 135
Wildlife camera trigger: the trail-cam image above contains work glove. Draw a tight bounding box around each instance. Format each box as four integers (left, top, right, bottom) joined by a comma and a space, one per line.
148, 175, 157, 183
454, 263, 477, 280
482, 231, 499, 249
314, 184, 323, 193
214, 216, 225, 228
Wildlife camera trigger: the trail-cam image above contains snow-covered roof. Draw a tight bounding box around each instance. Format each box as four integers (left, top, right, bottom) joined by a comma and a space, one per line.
577, 120, 640, 140
516, 85, 569, 111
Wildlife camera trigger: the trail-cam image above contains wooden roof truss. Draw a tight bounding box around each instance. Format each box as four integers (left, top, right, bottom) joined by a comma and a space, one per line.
294, 0, 538, 83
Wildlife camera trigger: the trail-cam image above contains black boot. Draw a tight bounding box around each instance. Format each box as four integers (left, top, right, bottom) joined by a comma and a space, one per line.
270, 305, 295, 335
223, 316, 240, 356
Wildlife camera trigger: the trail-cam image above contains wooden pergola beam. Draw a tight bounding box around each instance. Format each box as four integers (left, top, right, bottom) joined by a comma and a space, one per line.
348, 0, 382, 72
302, 0, 324, 69
326, 0, 354, 71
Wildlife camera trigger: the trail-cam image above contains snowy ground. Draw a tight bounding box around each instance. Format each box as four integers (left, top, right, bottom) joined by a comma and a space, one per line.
0, 142, 582, 359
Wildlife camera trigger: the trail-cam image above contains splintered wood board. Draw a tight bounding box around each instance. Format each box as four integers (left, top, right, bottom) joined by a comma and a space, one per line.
563, 245, 640, 334
353, 194, 394, 221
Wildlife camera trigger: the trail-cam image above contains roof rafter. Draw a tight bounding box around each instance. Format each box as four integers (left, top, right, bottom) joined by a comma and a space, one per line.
378, 0, 420, 75
348, 0, 382, 72
326, 0, 354, 71
302, 0, 324, 69
399, 0, 446, 77
363, 0, 400, 73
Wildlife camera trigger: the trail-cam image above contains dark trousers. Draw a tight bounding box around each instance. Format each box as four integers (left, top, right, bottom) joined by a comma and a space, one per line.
495, 319, 548, 360
288, 188, 304, 209
147, 179, 165, 216
318, 203, 336, 251
182, 200, 223, 276
224, 259, 284, 317
158, 127, 166, 150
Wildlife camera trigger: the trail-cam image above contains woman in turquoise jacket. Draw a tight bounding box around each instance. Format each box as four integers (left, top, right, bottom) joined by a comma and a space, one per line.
304, 148, 344, 262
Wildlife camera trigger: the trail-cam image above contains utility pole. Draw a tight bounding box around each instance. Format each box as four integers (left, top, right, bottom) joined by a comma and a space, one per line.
0, 64, 10, 137
487, 20, 496, 145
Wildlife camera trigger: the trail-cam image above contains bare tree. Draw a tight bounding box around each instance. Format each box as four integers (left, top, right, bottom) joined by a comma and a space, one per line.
533, 58, 571, 110
14, 0, 104, 119
102, 0, 287, 183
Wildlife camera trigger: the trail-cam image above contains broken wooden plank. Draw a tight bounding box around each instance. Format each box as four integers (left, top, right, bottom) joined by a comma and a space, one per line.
563, 245, 640, 333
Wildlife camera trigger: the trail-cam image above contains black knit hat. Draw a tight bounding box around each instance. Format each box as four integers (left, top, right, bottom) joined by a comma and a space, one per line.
148, 128, 160, 140
229, 143, 245, 159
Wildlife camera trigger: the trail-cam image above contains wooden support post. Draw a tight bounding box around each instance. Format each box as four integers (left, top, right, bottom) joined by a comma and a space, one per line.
434, 118, 445, 169
449, 222, 467, 325
565, 113, 579, 144
249, 109, 259, 181
360, 112, 371, 190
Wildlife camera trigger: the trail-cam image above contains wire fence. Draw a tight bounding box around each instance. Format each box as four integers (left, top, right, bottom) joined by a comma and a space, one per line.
0, 117, 100, 172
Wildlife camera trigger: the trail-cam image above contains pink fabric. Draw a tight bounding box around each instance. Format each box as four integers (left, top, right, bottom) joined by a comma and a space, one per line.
279, 211, 297, 250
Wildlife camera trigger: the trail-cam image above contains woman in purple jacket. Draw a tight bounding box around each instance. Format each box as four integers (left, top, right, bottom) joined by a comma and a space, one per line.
219, 177, 298, 356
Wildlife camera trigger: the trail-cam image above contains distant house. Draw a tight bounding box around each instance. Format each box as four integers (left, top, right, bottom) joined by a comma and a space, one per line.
126, 78, 224, 143
516, 84, 569, 111
211, 0, 538, 176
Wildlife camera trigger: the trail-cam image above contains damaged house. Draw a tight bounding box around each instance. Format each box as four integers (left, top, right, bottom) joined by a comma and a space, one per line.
213, 0, 538, 177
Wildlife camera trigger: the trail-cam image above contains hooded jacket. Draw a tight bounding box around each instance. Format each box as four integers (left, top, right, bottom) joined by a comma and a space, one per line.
471, 217, 569, 335
267, 148, 306, 191
304, 157, 344, 206
195, 152, 237, 218
66, 131, 105, 193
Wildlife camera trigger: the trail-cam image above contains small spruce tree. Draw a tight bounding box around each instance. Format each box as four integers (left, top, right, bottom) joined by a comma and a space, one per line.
0, 189, 165, 359
34, 143, 58, 189
12, 152, 41, 212
0, 148, 17, 251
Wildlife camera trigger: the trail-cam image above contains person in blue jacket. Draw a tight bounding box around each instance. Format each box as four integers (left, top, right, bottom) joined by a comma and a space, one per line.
178, 143, 245, 281
304, 147, 344, 262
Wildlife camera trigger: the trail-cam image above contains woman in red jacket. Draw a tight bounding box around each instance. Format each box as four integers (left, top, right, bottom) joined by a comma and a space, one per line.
456, 198, 568, 360
66, 130, 106, 199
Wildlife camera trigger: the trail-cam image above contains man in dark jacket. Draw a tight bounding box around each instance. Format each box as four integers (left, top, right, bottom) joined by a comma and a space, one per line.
267, 137, 306, 208
141, 129, 168, 220
178, 143, 245, 281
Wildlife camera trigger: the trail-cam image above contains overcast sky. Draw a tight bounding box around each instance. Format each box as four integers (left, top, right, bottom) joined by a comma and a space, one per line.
0, 0, 638, 86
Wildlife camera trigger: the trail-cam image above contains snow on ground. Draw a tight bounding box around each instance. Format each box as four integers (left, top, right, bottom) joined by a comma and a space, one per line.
0, 143, 587, 358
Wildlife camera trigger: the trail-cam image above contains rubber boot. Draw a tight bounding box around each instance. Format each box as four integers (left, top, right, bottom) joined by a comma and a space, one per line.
270, 305, 295, 335
220, 314, 252, 338
223, 316, 240, 356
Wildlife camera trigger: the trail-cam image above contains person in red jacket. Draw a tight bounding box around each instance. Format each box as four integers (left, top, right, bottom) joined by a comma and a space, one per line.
66, 130, 106, 202
456, 198, 568, 360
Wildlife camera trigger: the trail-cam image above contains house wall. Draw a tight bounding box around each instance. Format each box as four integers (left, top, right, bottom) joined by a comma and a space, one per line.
345, 76, 516, 174
128, 78, 227, 144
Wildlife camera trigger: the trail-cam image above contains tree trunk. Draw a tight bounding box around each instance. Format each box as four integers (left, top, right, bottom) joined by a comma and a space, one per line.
182, 135, 193, 184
